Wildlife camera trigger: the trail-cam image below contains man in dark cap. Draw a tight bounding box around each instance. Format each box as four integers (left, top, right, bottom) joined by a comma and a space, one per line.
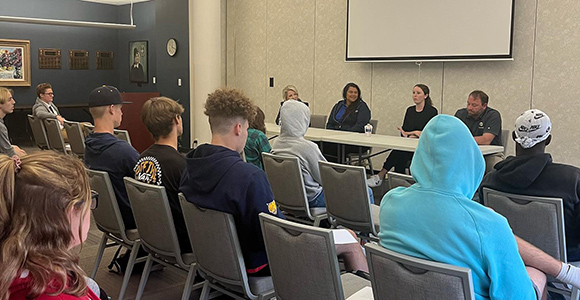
85, 85, 139, 229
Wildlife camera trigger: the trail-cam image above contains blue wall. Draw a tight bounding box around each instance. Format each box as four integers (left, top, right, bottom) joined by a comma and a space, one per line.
1, 0, 191, 146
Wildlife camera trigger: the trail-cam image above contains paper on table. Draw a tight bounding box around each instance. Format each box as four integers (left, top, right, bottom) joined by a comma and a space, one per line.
346, 286, 374, 300
332, 229, 358, 245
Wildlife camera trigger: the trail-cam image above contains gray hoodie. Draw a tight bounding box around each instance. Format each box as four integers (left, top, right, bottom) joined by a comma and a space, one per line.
272, 100, 325, 202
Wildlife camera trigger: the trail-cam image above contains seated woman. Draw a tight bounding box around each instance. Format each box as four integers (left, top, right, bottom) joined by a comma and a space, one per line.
324, 82, 371, 162
244, 107, 271, 170
275, 85, 308, 125
367, 84, 438, 187
272, 100, 373, 208
1, 152, 101, 300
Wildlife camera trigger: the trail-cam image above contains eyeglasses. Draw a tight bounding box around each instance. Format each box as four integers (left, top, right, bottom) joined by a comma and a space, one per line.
90, 190, 99, 210
43, 92, 54, 96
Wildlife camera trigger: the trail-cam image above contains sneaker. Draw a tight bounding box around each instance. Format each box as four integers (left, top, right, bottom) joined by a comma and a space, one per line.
367, 175, 382, 188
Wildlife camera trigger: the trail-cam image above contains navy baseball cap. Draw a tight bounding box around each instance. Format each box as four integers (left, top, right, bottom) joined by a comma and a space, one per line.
88, 85, 132, 107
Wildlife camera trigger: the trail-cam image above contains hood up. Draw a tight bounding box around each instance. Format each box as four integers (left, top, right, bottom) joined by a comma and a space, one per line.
279, 100, 310, 138
410, 114, 485, 199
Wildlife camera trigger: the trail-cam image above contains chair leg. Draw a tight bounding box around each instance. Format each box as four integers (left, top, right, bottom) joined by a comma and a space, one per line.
199, 281, 212, 300
134, 254, 154, 300
181, 265, 196, 300
90, 233, 108, 279
118, 241, 141, 300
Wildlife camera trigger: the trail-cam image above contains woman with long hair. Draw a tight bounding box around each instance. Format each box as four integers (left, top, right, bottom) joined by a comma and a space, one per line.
244, 107, 271, 170
326, 82, 371, 133
367, 84, 438, 187
1, 152, 99, 300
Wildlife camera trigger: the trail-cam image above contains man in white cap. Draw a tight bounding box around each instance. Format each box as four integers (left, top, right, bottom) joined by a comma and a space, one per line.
479, 109, 580, 263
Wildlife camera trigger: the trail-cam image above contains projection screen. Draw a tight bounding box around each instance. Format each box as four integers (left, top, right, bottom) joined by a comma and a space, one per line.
346, 0, 515, 62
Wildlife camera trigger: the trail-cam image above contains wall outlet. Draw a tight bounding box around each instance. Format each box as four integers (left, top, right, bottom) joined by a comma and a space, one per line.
178, 78, 182, 86
152, 76, 156, 84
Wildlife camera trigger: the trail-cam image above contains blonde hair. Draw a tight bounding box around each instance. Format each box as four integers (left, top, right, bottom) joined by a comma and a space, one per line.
0, 87, 13, 105
205, 88, 256, 135
142, 96, 185, 140
282, 85, 298, 100
0, 152, 91, 300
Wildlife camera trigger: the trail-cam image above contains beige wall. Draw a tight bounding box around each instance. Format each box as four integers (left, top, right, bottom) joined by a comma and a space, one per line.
226, 0, 580, 167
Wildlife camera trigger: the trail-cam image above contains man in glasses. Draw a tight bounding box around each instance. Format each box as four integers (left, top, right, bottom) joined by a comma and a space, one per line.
32, 82, 68, 140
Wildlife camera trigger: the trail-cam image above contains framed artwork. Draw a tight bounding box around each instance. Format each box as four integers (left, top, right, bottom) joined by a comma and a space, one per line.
0, 39, 31, 86
129, 40, 148, 83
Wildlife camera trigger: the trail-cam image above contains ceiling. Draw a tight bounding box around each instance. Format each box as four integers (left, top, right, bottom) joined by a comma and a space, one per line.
80, 0, 151, 5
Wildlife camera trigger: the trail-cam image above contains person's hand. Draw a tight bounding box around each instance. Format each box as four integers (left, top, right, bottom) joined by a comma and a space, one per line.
13, 146, 27, 157
56, 115, 65, 125
397, 127, 408, 138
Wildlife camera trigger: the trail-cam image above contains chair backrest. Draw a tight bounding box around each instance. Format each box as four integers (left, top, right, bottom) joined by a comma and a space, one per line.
369, 119, 378, 134
310, 114, 328, 129
124, 177, 185, 264
179, 194, 257, 297
87, 169, 128, 240
64, 121, 85, 158
114, 129, 132, 145
262, 152, 313, 218
365, 243, 475, 300
501, 129, 509, 156
259, 213, 345, 300
387, 171, 415, 190
43, 118, 67, 154
318, 161, 376, 235
482, 187, 566, 261
27, 114, 50, 150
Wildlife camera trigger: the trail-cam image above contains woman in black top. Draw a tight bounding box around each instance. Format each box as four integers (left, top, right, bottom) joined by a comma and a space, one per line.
367, 84, 437, 187
326, 82, 371, 133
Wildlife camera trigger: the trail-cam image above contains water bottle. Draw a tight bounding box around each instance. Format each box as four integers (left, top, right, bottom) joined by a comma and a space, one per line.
364, 123, 373, 136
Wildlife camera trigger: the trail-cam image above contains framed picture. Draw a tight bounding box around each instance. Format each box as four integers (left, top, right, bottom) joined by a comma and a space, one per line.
0, 39, 31, 86
129, 40, 148, 83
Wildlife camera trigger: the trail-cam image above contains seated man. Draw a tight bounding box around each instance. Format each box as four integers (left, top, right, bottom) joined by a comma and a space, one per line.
85, 85, 139, 229
272, 100, 373, 207
0, 87, 26, 157
180, 88, 368, 275
379, 114, 580, 300
32, 83, 68, 140
134, 96, 191, 253
454, 90, 503, 173
479, 109, 580, 262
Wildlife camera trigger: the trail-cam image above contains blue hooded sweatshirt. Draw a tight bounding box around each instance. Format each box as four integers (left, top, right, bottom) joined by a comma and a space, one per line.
179, 144, 283, 274
378, 115, 536, 300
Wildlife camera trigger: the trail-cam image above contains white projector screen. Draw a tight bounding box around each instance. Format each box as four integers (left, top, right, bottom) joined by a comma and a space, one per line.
346, 0, 515, 62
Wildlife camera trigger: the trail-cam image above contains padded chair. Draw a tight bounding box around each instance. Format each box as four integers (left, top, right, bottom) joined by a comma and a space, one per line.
114, 129, 132, 144
179, 194, 275, 300
87, 169, 142, 300
387, 171, 415, 190
259, 213, 371, 299
63, 121, 85, 158
319, 161, 380, 241
43, 118, 68, 154
365, 243, 475, 300
346, 119, 378, 172
27, 114, 50, 150
482, 188, 579, 299
124, 177, 203, 300
501, 129, 509, 156
310, 114, 328, 129
262, 152, 327, 226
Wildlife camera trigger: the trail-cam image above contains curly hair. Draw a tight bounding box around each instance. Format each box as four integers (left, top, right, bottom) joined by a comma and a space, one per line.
205, 88, 256, 135
142, 96, 184, 140
0, 152, 91, 300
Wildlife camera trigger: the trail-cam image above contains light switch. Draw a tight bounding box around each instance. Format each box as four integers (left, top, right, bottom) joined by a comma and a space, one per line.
178, 78, 182, 86
152, 76, 156, 84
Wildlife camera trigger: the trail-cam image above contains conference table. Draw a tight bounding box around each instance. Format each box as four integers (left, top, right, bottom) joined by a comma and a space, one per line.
265, 122, 504, 163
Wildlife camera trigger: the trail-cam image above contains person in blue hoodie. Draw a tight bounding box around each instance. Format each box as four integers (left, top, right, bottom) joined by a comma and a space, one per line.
179, 88, 284, 276
378, 114, 580, 300
85, 85, 139, 229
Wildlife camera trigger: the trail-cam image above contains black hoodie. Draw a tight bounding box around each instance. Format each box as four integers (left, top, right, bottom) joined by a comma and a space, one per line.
479, 153, 580, 256
179, 144, 283, 273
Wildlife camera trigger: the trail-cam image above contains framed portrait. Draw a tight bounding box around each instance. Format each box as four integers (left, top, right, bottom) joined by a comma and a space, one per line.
0, 39, 31, 86
129, 40, 148, 83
